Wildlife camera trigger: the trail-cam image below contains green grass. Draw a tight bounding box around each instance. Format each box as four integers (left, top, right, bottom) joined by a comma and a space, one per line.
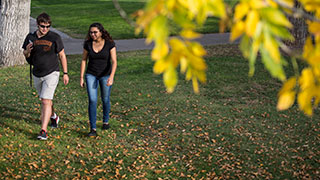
31, 0, 239, 39
31, 0, 146, 39
0, 45, 319, 179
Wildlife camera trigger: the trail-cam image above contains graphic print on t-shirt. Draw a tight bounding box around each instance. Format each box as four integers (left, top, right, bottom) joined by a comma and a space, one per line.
34, 40, 52, 52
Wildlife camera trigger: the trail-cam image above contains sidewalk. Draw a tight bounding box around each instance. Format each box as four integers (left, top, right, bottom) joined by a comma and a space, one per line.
30, 17, 236, 55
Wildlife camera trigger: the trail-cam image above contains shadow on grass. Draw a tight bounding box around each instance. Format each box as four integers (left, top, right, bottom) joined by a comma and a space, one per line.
0, 119, 38, 140
0, 105, 39, 124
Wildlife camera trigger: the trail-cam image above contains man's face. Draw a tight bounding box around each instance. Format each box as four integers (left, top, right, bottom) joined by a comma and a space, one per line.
38, 22, 51, 35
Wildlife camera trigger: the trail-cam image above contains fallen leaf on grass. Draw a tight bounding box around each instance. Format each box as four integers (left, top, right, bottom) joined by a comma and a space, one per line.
154, 170, 162, 174
28, 162, 38, 169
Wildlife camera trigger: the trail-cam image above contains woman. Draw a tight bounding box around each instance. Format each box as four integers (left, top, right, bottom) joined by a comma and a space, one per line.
80, 23, 117, 137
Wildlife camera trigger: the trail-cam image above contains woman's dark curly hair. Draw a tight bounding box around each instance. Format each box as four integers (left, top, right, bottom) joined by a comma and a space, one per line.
85, 23, 114, 43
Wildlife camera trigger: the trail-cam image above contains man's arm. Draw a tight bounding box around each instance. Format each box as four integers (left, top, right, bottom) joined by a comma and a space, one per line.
58, 49, 69, 85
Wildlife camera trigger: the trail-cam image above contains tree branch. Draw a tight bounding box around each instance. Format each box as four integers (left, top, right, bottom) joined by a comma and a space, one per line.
112, 0, 136, 27
273, 0, 320, 22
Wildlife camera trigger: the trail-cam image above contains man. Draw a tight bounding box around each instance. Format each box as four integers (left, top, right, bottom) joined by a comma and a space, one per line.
22, 12, 69, 140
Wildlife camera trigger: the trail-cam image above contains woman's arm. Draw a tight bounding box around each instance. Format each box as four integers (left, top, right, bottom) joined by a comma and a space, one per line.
80, 49, 89, 87
107, 47, 117, 86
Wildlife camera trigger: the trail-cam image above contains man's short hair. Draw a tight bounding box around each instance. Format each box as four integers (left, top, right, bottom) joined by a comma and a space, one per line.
37, 12, 51, 25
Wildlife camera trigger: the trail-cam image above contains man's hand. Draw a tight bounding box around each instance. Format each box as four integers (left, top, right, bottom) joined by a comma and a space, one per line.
24, 43, 33, 58
63, 74, 69, 85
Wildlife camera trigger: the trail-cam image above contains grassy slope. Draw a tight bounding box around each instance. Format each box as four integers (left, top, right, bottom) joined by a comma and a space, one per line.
30, 0, 239, 39
0, 45, 319, 179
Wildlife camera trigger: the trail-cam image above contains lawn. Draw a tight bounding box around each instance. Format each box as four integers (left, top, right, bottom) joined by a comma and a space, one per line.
0, 45, 319, 179
30, 0, 239, 39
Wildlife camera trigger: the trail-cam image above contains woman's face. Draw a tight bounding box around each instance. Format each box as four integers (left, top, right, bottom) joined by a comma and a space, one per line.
89, 27, 102, 41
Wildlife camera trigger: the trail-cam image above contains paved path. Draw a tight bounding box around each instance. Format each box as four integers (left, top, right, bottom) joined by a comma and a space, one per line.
30, 18, 236, 55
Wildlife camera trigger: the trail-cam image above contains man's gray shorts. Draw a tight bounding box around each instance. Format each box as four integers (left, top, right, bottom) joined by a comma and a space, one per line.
33, 71, 60, 100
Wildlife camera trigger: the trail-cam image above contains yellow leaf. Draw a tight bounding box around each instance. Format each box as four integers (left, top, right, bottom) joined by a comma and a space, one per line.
188, 55, 207, 71
263, 35, 280, 62
234, 2, 250, 21
178, 0, 189, 9
188, 41, 206, 56
164, 65, 177, 93
248, 36, 262, 74
308, 51, 320, 67
299, 68, 315, 90
314, 66, 320, 79
301, 1, 320, 13
308, 21, 320, 36
196, 3, 208, 25
151, 43, 169, 60
188, 0, 200, 15
153, 58, 169, 74
277, 91, 296, 111
240, 35, 251, 58
260, 47, 286, 81
146, 15, 168, 45
261, 8, 292, 28
208, 0, 226, 18
315, 86, 320, 104
230, 21, 245, 41
180, 29, 201, 39
305, 43, 320, 66
303, 36, 314, 60
249, 0, 266, 9
298, 89, 313, 116
166, 0, 176, 11
180, 57, 188, 73
167, 50, 181, 67
252, 36, 262, 54
135, 9, 158, 33
314, 86, 320, 106
266, 0, 278, 8
279, 77, 297, 95
196, 70, 207, 83
192, 77, 199, 94
245, 10, 260, 37
186, 68, 192, 80
169, 38, 186, 52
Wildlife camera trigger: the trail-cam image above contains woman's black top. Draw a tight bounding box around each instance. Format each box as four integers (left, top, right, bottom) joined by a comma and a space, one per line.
84, 40, 115, 77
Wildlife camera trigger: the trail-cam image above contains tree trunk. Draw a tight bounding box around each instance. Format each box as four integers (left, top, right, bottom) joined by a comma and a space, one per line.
0, 0, 30, 67
286, 0, 308, 49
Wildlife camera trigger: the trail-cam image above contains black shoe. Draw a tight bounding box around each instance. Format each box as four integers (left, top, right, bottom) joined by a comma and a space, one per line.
37, 129, 48, 140
50, 115, 60, 128
88, 129, 97, 137
102, 123, 110, 130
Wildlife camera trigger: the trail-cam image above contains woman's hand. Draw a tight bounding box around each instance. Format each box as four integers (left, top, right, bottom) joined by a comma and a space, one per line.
107, 76, 114, 86
80, 77, 85, 87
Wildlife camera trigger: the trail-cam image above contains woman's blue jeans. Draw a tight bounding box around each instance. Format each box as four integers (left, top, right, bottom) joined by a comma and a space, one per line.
85, 73, 112, 130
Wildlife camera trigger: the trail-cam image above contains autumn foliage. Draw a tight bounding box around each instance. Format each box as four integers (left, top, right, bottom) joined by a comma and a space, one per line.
135, 0, 320, 115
